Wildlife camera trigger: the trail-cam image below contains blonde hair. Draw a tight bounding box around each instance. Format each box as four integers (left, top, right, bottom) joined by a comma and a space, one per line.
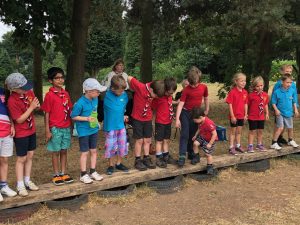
250, 76, 264, 92
280, 64, 293, 73
231, 72, 246, 89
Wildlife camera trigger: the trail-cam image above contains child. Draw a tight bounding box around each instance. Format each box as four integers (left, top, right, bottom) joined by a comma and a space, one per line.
175, 66, 209, 167
225, 72, 248, 155
270, 74, 299, 150
103, 75, 129, 175
71, 78, 106, 184
6, 73, 40, 196
191, 106, 217, 175
127, 76, 165, 171
152, 77, 177, 168
0, 87, 17, 201
247, 76, 269, 152
272, 64, 298, 146
40, 67, 74, 185
174, 79, 189, 104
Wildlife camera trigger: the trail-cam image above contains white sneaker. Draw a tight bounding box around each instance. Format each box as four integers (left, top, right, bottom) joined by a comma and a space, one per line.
25, 181, 39, 191
288, 140, 299, 148
270, 142, 282, 150
80, 174, 93, 184
90, 171, 104, 181
17, 186, 29, 197
0, 193, 3, 202
1, 185, 17, 197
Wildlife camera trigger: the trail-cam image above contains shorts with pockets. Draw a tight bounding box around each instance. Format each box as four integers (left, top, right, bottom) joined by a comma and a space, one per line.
131, 118, 152, 139
195, 135, 215, 155
14, 133, 36, 157
0, 135, 13, 157
47, 127, 71, 152
104, 128, 128, 158
276, 115, 293, 129
79, 132, 98, 152
248, 120, 265, 130
230, 119, 244, 127
155, 123, 171, 141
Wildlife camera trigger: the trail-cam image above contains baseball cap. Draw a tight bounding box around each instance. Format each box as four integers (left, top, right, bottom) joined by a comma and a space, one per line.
83, 78, 107, 92
5, 73, 33, 91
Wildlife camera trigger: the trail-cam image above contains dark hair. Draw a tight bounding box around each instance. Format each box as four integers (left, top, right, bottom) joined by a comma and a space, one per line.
112, 58, 125, 72
47, 67, 64, 80
191, 106, 205, 119
187, 66, 202, 85
150, 80, 165, 97
164, 77, 177, 92
281, 73, 293, 81
111, 75, 126, 90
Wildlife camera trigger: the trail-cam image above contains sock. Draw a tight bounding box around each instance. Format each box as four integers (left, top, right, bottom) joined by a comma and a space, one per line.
230, 145, 234, 148
207, 164, 213, 167
144, 155, 149, 158
59, 172, 64, 176
236, 143, 241, 148
288, 138, 293, 142
0, 181, 7, 189
81, 171, 87, 177
90, 168, 96, 174
53, 173, 60, 177
156, 152, 162, 158
116, 162, 121, 166
162, 152, 169, 157
24, 176, 30, 185
135, 156, 141, 160
272, 140, 277, 144
17, 180, 25, 188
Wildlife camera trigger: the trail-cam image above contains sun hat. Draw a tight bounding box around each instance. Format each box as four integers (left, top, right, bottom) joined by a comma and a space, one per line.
5, 73, 33, 90
83, 78, 107, 92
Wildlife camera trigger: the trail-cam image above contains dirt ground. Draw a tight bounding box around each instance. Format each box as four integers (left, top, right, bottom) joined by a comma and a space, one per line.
12, 158, 300, 225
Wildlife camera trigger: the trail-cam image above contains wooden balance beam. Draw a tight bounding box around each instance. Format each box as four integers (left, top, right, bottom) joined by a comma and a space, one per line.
0, 147, 299, 210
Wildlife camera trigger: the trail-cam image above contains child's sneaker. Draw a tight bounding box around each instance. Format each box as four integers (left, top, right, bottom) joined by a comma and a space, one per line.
17, 186, 29, 197
207, 165, 214, 175
247, 145, 254, 153
256, 144, 267, 152
80, 174, 93, 184
288, 140, 299, 148
106, 166, 114, 175
52, 175, 64, 186
90, 171, 104, 181
191, 153, 200, 165
25, 181, 39, 191
235, 146, 246, 153
60, 174, 74, 184
156, 157, 167, 168
135, 158, 147, 171
1, 185, 17, 197
178, 155, 186, 168
0, 193, 3, 202
270, 142, 282, 150
115, 163, 129, 172
163, 154, 177, 165
229, 147, 238, 155
143, 157, 156, 169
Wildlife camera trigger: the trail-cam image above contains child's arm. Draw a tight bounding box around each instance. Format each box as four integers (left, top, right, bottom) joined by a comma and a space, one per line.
9, 118, 15, 137
204, 96, 209, 115
175, 101, 184, 128
192, 129, 199, 141
127, 76, 133, 84
228, 104, 236, 124
272, 104, 281, 116
15, 97, 40, 124
207, 130, 217, 149
293, 103, 299, 117
244, 104, 248, 120
72, 116, 95, 122
45, 112, 52, 142
264, 104, 269, 120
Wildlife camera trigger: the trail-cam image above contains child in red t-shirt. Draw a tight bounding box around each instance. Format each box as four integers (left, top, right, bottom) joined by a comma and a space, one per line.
191, 106, 217, 175
225, 72, 248, 155
247, 76, 269, 153
6, 73, 40, 197
41, 67, 74, 185
127, 76, 165, 171
175, 66, 209, 167
152, 77, 177, 168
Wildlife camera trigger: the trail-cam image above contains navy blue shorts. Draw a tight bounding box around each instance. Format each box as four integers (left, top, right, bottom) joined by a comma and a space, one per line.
230, 119, 244, 127
14, 133, 36, 157
79, 132, 98, 152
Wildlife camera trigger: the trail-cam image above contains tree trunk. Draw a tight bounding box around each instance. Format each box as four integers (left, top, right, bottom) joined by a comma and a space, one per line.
33, 45, 43, 104
66, 0, 91, 103
296, 47, 300, 94
140, 0, 153, 83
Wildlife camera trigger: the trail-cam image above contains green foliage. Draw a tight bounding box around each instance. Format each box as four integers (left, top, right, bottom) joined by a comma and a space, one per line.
0, 48, 13, 82
270, 60, 296, 81
124, 26, 141, 73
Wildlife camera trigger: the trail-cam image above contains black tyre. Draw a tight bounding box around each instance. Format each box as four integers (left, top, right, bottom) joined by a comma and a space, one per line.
287, 153, 300, 160
97, 184, 136, 197
237, 159, 270, 172
189, 169, 218, 182
0, 203, 41, 223
147, 175, 184, 194
45, 194, 88, 211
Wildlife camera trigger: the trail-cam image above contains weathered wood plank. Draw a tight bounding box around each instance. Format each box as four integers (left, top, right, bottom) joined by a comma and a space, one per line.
0, 147, 299, 210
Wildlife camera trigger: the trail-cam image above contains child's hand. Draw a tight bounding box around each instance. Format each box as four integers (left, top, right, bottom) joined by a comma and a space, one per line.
175, 120, 181, 128
192, 136, 196, 141
10, 126, 15, 137
244, 114, 248, 121
87, 117, 95, 122
275, 110, 281, 116
204, 110, 209, 116
295, 110, 299, 117
266, 114, 269, 120
230, 116, 237, 124
124, 115, 129, 123
29, 97, 40, 110
45, 130, 52, 142
206, 143, 212, 149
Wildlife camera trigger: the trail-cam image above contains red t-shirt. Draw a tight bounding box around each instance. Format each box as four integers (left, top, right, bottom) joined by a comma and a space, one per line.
152, 96, 174, 124
130, 78, 153, 121
198, 117, 218, 142
225, 87, 248, 119
8, 90, 36, 138
180, 84, 208, 111
248, 91, 269, 120
41, 87, 73, 128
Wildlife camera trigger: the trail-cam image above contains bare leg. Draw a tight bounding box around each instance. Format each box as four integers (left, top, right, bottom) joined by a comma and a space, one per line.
143, 138, 152, 155
60, 150, 67, 174
134, 139, 143, 157
248, 130, 255, 145
80, 152, 89, 172
0, 157, 8, 182
229, 127, 236, 147
52, 152, 60, 175
257, 129, 263, 145
90, 149, 97, 169
24, 151, 34, 177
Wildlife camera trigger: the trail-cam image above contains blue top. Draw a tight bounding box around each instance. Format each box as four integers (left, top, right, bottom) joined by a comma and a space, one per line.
271, 86, 297, 117
273, 80, 298, 107
71, 95, 99, 137
0, 88, 9, 116
103, 90, 128, 132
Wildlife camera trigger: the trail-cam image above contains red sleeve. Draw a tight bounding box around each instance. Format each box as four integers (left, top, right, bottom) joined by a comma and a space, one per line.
40, 92, 51, 113
203, 85, 208, 97
151, 98, 158, 110
66, 92, 73, 109
180, 88, 187, 102
225, 90, 233, 104
244, 90, 248, 104
208, 122, 216, 132
129, 78, 144, 93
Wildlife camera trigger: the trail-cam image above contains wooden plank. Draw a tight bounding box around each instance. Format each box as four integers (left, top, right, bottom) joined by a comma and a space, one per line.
0, 147, 299, 210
